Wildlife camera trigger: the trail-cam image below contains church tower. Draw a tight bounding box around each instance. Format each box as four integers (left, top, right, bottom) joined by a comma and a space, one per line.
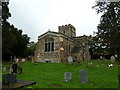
58, 24, 76, 37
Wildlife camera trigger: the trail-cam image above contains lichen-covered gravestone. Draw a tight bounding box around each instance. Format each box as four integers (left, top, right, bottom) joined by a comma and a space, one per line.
79, 70, 88, 84
110, 56, 115, 62
64, 72, 72, 82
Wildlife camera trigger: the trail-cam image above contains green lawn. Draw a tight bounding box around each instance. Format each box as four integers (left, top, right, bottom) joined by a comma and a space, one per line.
2, 60, 119, 88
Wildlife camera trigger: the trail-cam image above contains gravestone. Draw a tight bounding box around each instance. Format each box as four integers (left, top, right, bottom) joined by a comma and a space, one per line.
64, 72, 72, 82
2, 74, 17, 85
12, 62, 18, 74
68, 56, 73, 64
79, 70, 88, 84
110, 56, 115, 62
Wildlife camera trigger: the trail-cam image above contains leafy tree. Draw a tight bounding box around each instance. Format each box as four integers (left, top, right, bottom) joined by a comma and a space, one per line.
93, 1, 120, 61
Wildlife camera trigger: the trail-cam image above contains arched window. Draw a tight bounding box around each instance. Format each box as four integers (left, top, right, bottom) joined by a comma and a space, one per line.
45, 38, 54, 52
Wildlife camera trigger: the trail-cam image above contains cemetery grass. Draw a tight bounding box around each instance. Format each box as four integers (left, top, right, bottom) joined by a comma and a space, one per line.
2, 60, 119, 88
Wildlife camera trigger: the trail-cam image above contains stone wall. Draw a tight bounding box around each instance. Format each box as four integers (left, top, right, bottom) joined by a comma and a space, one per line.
34, 34, 91, 63
59, 37, 74, 63
73, 36, 91, 61
34, 36, 61, 63
71, 52, 83, 62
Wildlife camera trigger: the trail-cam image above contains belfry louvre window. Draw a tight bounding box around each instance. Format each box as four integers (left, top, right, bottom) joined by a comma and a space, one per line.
45, 38, 54, 52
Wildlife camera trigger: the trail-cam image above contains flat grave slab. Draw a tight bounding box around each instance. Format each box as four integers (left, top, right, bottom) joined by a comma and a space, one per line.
2, 79, 36, 89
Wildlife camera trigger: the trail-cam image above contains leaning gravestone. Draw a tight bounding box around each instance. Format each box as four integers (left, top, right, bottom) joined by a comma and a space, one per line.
64, 72, 72, 82
68, 56, 73, 64
79, 70, 88, 84
110, 56, 115, 63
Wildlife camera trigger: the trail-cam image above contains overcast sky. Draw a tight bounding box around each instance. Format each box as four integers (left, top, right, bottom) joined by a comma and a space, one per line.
8, 0, 101, 42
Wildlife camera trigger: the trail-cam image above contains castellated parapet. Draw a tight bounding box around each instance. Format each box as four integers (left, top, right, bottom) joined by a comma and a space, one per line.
58, 24, 76, 37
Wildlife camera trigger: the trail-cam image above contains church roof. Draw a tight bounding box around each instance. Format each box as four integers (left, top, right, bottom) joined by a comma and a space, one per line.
38, 31, 74, 42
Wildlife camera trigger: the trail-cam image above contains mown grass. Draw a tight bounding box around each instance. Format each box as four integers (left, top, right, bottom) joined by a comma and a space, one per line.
2, 60, 119, 88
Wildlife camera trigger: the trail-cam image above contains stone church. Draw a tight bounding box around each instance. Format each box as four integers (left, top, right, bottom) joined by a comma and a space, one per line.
34, 24, 91, 63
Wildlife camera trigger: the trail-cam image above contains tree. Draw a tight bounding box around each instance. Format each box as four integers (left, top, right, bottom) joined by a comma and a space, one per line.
93, 1, 120, 61
2, 2, 30, 61
2, 2, 14, 60
10, 25, 30, 57
87, 35, 98, 59
25, 41, 36, 57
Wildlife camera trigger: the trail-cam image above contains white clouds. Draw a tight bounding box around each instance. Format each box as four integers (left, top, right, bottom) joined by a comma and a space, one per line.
8, 0, 101, 42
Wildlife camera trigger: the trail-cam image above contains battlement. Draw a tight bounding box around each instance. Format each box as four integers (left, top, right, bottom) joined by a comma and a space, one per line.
58, 24, 76, 37
58, 24, 76, 31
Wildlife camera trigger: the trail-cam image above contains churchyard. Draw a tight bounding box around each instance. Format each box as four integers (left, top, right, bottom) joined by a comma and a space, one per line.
2, 60, 120, 88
